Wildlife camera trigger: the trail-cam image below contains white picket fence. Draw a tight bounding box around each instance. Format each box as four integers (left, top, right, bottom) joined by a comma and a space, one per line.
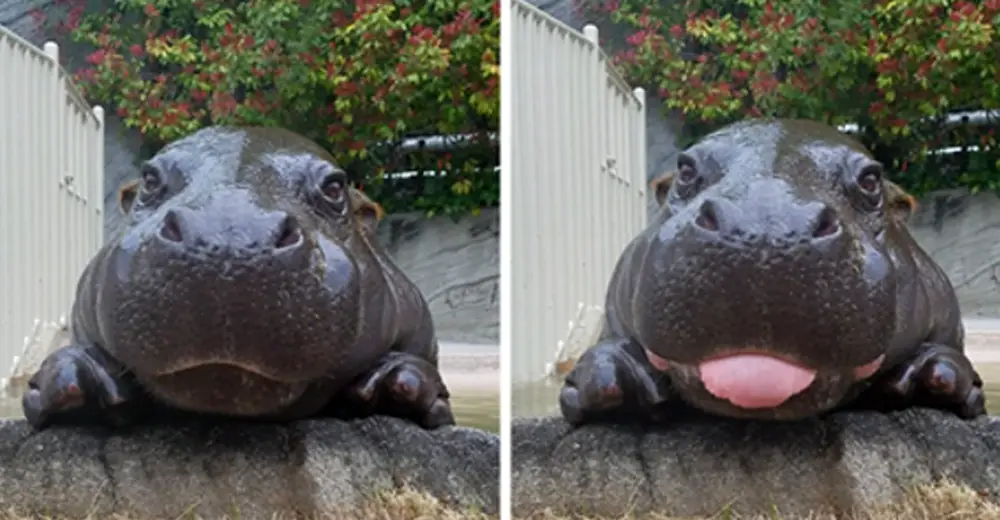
0, 28, 105, 384
508, 0, 648, 397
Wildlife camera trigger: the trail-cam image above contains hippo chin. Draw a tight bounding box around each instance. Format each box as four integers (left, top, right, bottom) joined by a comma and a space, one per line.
23, 126, 454, 430
560, 118, 985, 424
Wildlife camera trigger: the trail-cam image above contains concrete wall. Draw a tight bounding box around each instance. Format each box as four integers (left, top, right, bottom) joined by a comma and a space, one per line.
909, 190, 1000, 317
375, 210, 499, 344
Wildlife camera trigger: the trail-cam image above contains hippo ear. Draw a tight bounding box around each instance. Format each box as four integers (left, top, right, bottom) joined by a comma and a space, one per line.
118, 179, 140, 214
349, 187, 384, 233
884, 180, 917, 222
650, 171, 676, 206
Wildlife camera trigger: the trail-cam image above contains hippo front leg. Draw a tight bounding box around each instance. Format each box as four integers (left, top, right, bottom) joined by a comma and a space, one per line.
22, 344, 147, 430
337, 351, 455, 429
559, 338, 674, 426
853, 343, 986, 419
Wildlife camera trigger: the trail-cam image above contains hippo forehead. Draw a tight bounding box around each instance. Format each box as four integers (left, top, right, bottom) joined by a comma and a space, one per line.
149, 126, 340, 197
685, 119, 873, 189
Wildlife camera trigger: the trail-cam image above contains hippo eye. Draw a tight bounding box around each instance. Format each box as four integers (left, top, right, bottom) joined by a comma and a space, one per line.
139, 165, 164, 196
319, 172, 347, 211
856, 166, 882, 195
677, 164, 698, 185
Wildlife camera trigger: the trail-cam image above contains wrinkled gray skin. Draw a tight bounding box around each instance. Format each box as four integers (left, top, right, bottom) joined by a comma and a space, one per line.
560, 118, 985, 424
23, 126, 454, 430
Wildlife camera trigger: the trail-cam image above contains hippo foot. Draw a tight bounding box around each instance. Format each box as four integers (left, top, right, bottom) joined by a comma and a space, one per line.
859, 343, 986, 419
559, 338, 670, 426
22, 345, 145, 430
340, 352, 455, 429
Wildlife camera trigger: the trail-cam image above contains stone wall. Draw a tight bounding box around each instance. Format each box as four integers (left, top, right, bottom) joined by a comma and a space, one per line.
375, 210, 499, 344
909, 190, 1000, 317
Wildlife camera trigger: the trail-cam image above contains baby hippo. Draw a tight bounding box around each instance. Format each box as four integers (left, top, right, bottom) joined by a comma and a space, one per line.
560, 118, 985, 424
24, 126, 454, 430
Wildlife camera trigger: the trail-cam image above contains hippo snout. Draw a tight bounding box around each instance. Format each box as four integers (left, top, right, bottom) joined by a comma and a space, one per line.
102, 195, 363, 388
636, 182, 897, 419
689, 196, 843, 249
155, 207, 306, 262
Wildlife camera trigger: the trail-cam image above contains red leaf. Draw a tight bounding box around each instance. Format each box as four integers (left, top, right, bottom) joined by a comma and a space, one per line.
85, 50, 106, 65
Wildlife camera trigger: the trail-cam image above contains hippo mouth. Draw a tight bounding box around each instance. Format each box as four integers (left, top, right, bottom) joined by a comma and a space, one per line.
645, 348, 884, 409
154, 359, 306, 383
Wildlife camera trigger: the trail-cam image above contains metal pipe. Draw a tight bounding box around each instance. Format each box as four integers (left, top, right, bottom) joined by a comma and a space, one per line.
838, 109, 1000, 134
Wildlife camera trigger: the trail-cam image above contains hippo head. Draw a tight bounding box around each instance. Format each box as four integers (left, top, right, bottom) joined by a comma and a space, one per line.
634, 118, 917, 420
101, 126, 384, 415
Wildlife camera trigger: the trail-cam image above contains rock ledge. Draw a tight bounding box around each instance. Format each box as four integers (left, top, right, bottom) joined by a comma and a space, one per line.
511, 409, 1000, 518
0, 416, 499, 518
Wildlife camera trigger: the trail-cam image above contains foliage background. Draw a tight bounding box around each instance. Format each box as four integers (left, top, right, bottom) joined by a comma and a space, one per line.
587, 0, 999, 197
40, 0, 499, 217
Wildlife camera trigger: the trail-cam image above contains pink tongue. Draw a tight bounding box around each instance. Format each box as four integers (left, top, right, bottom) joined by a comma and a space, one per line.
699, 354, 817, 409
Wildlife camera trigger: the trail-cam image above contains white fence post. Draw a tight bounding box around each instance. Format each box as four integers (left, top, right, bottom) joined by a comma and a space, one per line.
510, 0, 649, 416
0, 27, 106, 397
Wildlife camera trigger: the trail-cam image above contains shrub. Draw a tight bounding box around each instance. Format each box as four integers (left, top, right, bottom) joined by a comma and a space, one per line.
49, 0, 499, 217
593, 0, 1000, 196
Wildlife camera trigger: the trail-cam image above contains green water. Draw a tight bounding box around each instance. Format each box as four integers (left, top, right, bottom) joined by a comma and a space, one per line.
453, 392, 500, 432
511, 362, 1000, 419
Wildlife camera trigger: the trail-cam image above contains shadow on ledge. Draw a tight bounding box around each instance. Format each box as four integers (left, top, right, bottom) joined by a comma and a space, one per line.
0, 416, 499, 518
510, 408, 1000, 518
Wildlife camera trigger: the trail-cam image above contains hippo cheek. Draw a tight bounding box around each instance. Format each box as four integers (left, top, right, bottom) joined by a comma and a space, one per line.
316, 235, 356, 298
645, 349, 885, 419
111, 228, 142, 283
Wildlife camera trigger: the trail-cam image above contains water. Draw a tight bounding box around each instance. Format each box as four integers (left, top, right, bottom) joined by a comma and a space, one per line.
451, 393, 500, 432
511, 361, 1000, 419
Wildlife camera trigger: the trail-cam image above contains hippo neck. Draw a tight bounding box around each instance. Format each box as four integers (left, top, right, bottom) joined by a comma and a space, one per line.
344, 229, 430, 347
879, 220, 964, 361
601, 234, 651, 341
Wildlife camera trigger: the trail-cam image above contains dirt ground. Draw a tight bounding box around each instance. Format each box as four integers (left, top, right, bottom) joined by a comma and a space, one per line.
3, 481, 998, 519
0, 488, 497, 520
515, 481, 1000, 519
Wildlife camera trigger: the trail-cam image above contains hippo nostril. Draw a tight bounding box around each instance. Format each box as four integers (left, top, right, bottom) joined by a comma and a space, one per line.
159, 210, 184, 243
694, 200, 720, 232
274, 215, 303, 250
812, 207, 841, 239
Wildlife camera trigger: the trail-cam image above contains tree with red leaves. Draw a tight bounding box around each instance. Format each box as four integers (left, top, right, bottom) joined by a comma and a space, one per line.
591, 0, 999, 196
51, 0, 499, 216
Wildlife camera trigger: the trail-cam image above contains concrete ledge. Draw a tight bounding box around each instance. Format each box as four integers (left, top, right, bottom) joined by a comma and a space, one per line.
0, 416, 499, 518
510, 409, 1000, 518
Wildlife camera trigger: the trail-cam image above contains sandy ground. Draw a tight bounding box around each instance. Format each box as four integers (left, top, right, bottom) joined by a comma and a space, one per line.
439, 342, 500, 395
